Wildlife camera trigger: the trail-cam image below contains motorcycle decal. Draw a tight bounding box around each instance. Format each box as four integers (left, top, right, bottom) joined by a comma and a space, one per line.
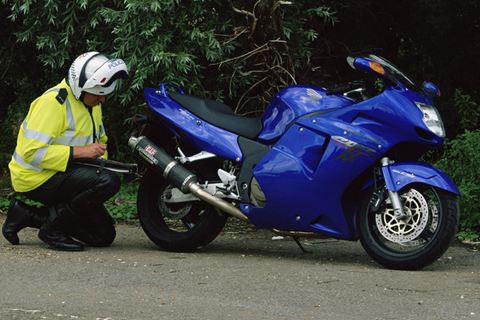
331, 135, 377, 163
179, 109, 195, 121
144, 145, 157, 157
136, 145, 159, 165
300, 88, 322, 105
345, 127, 384, 146
392, 169, 416, 178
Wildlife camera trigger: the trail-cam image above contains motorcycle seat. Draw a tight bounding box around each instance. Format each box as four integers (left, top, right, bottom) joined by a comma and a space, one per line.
169, 92, 263, 139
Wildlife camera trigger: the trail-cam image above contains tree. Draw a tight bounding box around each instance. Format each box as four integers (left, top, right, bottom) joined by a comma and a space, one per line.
0, 0, 338, 160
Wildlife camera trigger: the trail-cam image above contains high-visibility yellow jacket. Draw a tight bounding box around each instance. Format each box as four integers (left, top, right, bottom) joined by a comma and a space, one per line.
9, 79, 108, 192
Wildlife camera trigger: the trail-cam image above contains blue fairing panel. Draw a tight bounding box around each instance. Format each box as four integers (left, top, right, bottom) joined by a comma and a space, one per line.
382, 162, 461, 195
259, 85, 354, 143
144, 87, 243, 161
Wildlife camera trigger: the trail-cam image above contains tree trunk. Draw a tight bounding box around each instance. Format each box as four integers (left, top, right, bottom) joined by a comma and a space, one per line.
230, 0, 295, 114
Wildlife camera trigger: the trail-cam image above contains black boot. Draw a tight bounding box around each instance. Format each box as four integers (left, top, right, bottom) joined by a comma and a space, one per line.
38, 204, 84, 251
2, 198, 49, 245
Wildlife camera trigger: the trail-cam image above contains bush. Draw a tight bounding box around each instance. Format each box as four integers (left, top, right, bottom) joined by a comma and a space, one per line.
434, 129, 480, 242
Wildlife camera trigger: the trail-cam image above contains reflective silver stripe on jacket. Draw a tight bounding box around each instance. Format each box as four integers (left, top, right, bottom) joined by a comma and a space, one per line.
22, 118, 55, 145
30, 146, 49, 168
20, 118, 55, 168
48, 88, 79, 146
13, 151, 43, 172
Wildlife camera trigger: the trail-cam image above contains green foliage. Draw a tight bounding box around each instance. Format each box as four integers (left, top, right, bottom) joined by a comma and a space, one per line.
1, 0, 341, 103
282, 3, 339, 69
0, 194, 43, 212
106, 179, 139, 222
2, 0, 239, 102
434, 129, 480, 242
1, 0, 340, 165
455, 89, 480, 132
0, 197, 11, 211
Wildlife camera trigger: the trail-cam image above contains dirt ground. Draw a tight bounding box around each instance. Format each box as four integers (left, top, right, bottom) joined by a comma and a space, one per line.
0, 213, 479, 320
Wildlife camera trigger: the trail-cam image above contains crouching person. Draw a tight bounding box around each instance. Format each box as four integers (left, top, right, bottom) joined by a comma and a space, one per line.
2, 52, 128, 251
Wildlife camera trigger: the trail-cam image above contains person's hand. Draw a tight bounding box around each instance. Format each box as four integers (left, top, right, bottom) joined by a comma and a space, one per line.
73, 143, 107, 159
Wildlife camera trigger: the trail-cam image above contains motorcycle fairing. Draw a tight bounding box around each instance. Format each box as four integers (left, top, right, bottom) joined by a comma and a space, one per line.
381, 161, 460, 195
240, 84, 441, 239
258, 85, 355, 143
144, 87, 244, 161
242, 119, 383, 240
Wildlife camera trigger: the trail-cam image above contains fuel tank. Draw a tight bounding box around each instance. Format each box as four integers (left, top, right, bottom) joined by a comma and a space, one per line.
258, 85, 354, 143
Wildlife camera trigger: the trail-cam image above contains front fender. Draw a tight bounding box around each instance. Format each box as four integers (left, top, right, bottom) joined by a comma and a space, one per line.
382, 162, 460, 195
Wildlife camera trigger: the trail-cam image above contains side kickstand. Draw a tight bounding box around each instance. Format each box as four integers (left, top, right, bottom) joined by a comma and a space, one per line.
292, 237, 312, 254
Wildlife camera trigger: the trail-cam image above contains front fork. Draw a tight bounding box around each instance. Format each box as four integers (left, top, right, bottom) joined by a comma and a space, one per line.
380, 157, 408, 219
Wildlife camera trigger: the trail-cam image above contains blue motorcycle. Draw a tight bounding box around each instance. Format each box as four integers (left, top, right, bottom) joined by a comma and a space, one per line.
129, 54, 459, 270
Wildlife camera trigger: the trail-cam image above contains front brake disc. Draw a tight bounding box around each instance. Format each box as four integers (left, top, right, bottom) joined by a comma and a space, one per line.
375, 189, 429, 243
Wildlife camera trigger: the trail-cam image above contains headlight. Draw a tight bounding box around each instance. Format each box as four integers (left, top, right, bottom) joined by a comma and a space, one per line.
415, 101, 446, 138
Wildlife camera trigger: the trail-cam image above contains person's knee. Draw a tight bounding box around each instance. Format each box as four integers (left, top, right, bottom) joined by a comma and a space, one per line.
69, 221, 116, 247
99, 171, 121, 199
88, 228, 116, 247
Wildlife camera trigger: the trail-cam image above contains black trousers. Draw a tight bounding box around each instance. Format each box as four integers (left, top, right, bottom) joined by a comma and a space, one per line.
24, 164, 121, 247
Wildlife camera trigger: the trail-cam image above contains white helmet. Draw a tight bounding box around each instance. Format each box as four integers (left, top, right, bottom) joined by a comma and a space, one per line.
67, 52, 128, 100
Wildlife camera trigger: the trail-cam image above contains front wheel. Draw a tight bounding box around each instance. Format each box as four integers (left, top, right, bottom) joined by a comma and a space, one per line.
357, 183, 458, 270
137, 163, 228, 252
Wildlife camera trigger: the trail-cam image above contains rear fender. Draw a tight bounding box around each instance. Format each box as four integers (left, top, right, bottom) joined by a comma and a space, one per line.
382, 162, 460, 195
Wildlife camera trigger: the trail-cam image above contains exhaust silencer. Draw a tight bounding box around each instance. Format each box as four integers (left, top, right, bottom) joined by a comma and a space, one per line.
128, 136, 197, 193
128, 136, 250, 223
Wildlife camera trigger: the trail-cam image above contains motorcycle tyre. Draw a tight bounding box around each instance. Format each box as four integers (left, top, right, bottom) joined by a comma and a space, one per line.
357, 183, 458, 270
137, 163, 228, 252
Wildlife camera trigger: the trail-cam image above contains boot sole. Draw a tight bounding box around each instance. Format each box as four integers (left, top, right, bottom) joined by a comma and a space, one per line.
38, 232, 84, 252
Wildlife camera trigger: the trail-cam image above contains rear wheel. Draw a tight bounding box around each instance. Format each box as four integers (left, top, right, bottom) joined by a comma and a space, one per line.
137, 161, 227, 252
357, 183, 458, 270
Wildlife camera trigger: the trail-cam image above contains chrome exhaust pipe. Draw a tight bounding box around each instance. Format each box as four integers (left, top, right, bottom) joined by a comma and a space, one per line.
189, 184, 250, 222
129, 136, 250, 223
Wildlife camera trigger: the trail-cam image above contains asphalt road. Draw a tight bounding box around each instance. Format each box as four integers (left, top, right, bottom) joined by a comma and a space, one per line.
0, 214, 479, 320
